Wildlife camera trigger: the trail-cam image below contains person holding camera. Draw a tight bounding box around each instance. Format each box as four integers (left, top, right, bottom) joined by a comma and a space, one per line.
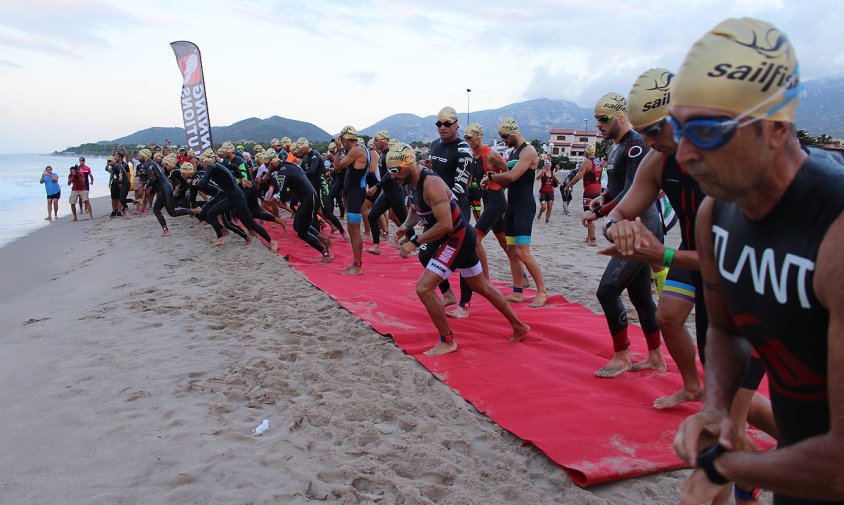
40, 165, 61, 220
67, 165, 88, 221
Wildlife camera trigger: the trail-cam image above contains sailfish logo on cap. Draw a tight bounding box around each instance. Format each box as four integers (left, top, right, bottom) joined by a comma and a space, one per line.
645, 70, 674, 92
734, 27, 791, 59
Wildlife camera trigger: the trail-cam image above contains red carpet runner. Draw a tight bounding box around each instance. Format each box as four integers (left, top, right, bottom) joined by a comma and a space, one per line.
265, 223, 769, 486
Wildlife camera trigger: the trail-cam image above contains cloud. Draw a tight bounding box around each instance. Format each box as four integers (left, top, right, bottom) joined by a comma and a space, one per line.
349, 71, 377, 84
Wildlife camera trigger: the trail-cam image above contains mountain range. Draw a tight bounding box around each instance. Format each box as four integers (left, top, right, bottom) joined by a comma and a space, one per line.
97, 77, 844, 148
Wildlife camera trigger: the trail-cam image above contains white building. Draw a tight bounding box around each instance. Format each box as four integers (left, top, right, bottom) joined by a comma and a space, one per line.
548, 128, 602, 162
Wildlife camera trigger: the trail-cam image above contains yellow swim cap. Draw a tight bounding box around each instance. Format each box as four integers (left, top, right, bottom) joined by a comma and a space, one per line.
339, 125, 357, 139
437, 106, 458, 123
628, 68, 674, 129
498, 118, 520, 135
200, 148, 217, 162
385, 143, 416, 170
221, 142, 235, 153
585, 144, 596, 156
179, 162, 195, 177
673, 17, 800, 122
374, 130, 390, 141
139, 148, 152, 159
594, 92, 627, 117
465, 123, 483, 138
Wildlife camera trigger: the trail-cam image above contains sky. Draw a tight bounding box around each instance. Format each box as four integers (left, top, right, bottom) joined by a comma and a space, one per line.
0, 0, 841, 153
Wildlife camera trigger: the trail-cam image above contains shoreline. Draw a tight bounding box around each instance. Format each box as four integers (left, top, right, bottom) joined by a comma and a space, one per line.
0, 192, 689, 503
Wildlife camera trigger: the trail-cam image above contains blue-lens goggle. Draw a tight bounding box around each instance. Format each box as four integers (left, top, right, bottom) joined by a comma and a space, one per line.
669, 69, 803, 150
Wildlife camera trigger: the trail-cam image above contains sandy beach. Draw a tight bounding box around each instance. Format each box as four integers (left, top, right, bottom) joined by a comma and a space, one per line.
0, 193, 693, 504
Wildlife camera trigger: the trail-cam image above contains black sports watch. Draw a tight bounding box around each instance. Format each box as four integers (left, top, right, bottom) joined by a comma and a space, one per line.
603, 219, 618, 242
697, 443, 730, 485
409, 234, 421, 247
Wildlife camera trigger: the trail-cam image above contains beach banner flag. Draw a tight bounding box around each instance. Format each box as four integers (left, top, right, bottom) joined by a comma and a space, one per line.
170, 41, 212, 155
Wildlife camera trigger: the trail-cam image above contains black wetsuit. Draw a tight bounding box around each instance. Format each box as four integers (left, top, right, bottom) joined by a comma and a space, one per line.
430, 137, 474, 305
368, 150, 408, 245
301, 150, 344, 235
197, 162, 272, 243
712, 149, 844, 505
109, 162, 126, 201
146, 161, 191, 231
225, 155, 278, 225
596, 131, 661, 352
190, 170, 247, 239
273, 162, 326, 255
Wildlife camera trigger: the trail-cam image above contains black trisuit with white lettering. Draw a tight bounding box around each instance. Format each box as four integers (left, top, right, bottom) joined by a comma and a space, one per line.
596, 131, 662, 352
412, 170, 482, 279
712, 149, 844, 505
301, 149, 344, 235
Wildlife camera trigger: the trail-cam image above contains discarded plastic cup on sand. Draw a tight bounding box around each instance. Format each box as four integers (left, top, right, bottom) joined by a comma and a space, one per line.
252, 419, 269, 436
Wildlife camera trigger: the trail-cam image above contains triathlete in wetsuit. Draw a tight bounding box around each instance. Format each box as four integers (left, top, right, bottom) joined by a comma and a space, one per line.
333, 126, 369, 275
297, 139, 345, 239
427, 107, 474, 311
268, 157, 333, 262
147, 154, 192, 236
366, 133, 407, 255
194, 149, 278, 252
220, 142, 283, 227
387, 142, 529, 356
583, 92, 661, 378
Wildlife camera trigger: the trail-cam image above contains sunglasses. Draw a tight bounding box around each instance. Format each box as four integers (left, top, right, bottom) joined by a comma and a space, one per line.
595, 114, 614, 123
435, 120, 456, 128
499, 132, 510, 139
463, 135, 474, 140
640, 118, 667, 138
670, 66, 803, 150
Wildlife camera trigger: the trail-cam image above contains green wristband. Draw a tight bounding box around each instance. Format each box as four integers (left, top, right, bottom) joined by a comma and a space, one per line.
662, 247, 676, 268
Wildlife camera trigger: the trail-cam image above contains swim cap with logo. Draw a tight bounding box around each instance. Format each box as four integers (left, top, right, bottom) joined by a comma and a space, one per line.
271, 138, 280, 147
280, 137, 292, 146
388, 138, 400, 148
139, 148, 152, 159
385, 143, 416, 170
107, 156, 115, 162
221, 142, 235, 153
339, 125, 357, 139
200, 148, 217, 162
594, 92, 627, 117
374, 130, 390, 141
673, 17, 800, 122
585, 144, 596, 156
179, 162, 195, 177
295, 137, 310, 151
262, 151, 278, 164
628, 68, 674, 129
367, 139, 375, 149
465, 123, 483, 138
498, 118, 520, 135
253, 144, 264, 153
437, 106, 458, 123
162, 153, 177, 168
328, 141, 337, 152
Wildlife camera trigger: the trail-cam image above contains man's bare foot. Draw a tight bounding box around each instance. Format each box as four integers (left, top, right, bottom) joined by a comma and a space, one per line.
221, 227, 229, 237
366, 245, 381, 255
529, 290, 549, 308
587, 239, 597, 246
631, 353, 667, 372
320, 253, 334, 264
340, 264, 362, 275
211, 237, 226, 247
268, 240, 278, 253
72, 218, 78, 222
340, 232, 350, 244
445, 306, 469, 319
653, 388, 703, 409
244, 234, 254, 245
424, 340, 458, 356
276, 217, 287, 231
509, 322, 530, 342
595, 357, 632, 378
441, 291, 457, 307
505, 291, 524, 303
320, 239, 334, 263
161, 229, 171, 237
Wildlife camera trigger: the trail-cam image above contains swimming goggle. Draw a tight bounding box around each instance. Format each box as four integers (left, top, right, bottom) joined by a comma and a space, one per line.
595, 114, 614, 123
669, 67, 803, 150
639, 118, 667, 138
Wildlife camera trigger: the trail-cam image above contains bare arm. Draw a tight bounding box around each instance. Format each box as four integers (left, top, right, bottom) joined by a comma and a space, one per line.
490, 144, 537, 187
565, 160, 591, 191
417, 177, 454, 244
333, 145, 361, 171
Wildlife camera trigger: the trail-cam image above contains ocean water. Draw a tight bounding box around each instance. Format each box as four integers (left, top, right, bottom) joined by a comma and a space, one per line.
0, 153, 110, 248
